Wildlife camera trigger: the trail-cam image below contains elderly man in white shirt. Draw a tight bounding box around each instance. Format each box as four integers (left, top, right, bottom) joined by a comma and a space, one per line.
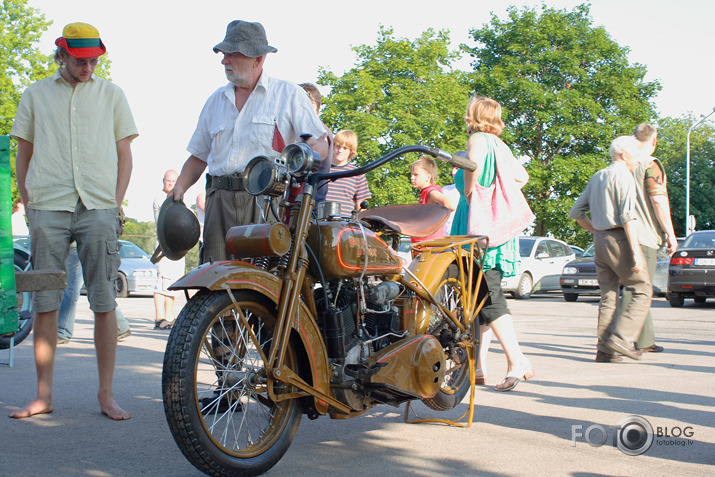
172, 20, 328, 263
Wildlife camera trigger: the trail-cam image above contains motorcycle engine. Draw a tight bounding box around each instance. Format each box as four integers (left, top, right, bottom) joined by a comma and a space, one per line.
315, 278, 403, 411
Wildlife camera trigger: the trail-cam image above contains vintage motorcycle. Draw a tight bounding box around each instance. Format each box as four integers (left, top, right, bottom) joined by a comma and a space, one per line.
162, 143, 491, 476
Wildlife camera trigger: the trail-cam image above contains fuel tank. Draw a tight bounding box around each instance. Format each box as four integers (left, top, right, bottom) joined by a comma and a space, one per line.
306, 222, 402, 280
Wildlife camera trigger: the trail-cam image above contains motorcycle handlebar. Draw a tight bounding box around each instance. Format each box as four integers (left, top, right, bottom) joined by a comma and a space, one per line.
309, 145, 475, 186
443, 152, 476, 172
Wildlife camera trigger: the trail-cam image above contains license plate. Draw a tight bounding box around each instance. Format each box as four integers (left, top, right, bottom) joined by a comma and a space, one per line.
578, 279, 598, 286
695, 258, 715, 266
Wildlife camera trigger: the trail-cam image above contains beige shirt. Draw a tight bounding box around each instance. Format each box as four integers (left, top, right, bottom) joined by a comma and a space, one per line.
11, 70, 138, 211
569, 161, 637, 230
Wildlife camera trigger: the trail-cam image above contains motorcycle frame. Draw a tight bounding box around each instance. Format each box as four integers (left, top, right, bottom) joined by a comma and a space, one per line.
170, 145, 491, 420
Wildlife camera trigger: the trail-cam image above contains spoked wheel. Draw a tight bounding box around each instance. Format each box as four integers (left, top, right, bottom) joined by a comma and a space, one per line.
422, 264, 473, 411
162, 289, 302, 477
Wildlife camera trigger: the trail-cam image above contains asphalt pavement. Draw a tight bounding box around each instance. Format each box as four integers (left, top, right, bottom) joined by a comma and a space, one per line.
1, 293, 714, 476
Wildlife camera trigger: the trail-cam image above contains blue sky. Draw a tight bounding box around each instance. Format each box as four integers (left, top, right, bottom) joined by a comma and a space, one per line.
26, 0, 715, 221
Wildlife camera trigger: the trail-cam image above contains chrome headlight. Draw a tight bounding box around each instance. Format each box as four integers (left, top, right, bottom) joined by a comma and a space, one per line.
562, 267, 579, 275
244, 155, 289, 197
281, 142, 321, 176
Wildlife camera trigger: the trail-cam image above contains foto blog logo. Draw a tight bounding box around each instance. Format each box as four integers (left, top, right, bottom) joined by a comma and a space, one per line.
572, 415, 654, 456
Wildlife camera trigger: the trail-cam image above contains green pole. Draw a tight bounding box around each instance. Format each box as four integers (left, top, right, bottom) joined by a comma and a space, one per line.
0, 135, 19, 335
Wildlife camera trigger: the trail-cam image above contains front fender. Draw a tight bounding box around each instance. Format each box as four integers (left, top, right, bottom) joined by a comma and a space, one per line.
171, 261, 332, 415
169, 260, 280, 297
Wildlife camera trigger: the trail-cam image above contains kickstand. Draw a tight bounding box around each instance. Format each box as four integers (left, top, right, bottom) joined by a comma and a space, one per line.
403, 341, 477, 428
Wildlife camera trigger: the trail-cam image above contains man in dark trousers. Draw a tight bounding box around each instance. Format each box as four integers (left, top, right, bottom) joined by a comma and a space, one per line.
171, 20, 328, 263
570, 135, 651, 362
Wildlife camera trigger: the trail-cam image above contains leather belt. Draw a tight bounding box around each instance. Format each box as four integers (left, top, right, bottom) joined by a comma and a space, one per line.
206, 173, 245, 193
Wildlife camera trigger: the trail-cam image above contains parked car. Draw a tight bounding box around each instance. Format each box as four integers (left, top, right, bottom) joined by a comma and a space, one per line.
667, 230, 715, 307
560, 243, 671, 302
569, 245, 585, 257
114, 240, 159, 297
396, 236, 413, 266
502, 236, 576, 299
78, 240, 158, 297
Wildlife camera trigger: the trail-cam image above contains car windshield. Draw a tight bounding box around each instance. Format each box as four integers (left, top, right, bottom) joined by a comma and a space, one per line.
119, 242, 150, 259
582, 243, 595, 257
518, 237, 536, 257
682, 231, 715, 249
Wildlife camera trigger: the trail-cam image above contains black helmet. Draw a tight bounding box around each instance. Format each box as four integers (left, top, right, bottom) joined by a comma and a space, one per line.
151, 197, 200, 263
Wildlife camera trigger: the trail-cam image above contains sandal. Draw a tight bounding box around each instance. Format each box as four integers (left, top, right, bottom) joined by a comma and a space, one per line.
474, 368, 487, 385
154, 319, 173, 330
495, 362, 534, 392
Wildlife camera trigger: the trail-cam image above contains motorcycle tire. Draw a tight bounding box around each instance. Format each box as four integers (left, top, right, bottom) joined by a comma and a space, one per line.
0, 263, 34, 350
162, 289, 302, 477
421, 264, 473, 411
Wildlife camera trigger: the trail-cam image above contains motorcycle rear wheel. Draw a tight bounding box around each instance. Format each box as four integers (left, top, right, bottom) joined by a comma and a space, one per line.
421, 264, 473, 411
162, 289, 302, 477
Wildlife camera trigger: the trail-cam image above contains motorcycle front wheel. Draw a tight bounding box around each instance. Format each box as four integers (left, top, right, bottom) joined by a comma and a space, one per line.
421, 264, 473, 411
162, 289, 302, 477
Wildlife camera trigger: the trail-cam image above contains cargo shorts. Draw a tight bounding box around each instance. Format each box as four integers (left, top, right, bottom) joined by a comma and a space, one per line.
28, 201, 121, 314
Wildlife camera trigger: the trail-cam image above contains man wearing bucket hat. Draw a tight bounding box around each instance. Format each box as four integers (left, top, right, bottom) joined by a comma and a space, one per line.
11, 22, 137, 420
171, 20, 328, 263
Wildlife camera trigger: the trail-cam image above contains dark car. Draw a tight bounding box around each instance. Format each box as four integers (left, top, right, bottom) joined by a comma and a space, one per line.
559, 244, 599, 301
559, 243, 670, 302
667, 230, 715, 307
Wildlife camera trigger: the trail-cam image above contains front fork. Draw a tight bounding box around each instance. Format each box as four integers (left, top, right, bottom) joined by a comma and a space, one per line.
251, 185, 352, 413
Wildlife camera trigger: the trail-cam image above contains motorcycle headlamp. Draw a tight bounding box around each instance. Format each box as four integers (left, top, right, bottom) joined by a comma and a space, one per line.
282, 142, 321, 176
244, 154, 289, 197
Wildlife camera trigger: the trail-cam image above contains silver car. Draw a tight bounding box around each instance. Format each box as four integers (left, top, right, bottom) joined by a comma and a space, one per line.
115, 240, 158, 297
502, 236, 576, 299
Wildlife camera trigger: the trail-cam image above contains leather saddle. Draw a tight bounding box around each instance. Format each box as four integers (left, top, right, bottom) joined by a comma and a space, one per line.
358, 204, 450, 238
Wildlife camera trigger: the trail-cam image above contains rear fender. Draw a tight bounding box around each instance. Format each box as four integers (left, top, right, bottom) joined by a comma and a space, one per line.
404, 249, 489, 333
171, 261, 332, 415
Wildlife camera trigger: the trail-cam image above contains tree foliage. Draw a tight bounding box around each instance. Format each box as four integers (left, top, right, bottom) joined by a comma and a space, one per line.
653, 116, 715, 236
0, 0, 52, 135
318, 26, 470, 207
464, 3, 661, 246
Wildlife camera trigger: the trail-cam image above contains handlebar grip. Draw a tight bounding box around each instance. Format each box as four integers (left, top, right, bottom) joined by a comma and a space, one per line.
450, 153, 476, 172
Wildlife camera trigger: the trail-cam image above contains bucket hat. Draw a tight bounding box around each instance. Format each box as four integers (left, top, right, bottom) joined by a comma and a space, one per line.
55, 22, 106, 58
213, 20, 277, 57
151, 197, 200, 263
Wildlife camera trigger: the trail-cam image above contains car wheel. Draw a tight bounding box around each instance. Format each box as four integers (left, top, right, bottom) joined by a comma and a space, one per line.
668, 293, 684, 307
115, 272, 129, 298
514, 273, 533, 299
563, 293, 578, 302
693, 296, 706, 304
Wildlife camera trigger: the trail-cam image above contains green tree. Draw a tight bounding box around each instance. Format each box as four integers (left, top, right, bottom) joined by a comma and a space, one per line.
464, 3, 660, 246
1, 0, 51, 201
653, 116, 715, 236
318, 26, 470, 207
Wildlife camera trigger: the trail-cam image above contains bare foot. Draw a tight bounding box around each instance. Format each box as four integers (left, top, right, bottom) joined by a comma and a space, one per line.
98, 392, 131, 421
9, 398, 53, 418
